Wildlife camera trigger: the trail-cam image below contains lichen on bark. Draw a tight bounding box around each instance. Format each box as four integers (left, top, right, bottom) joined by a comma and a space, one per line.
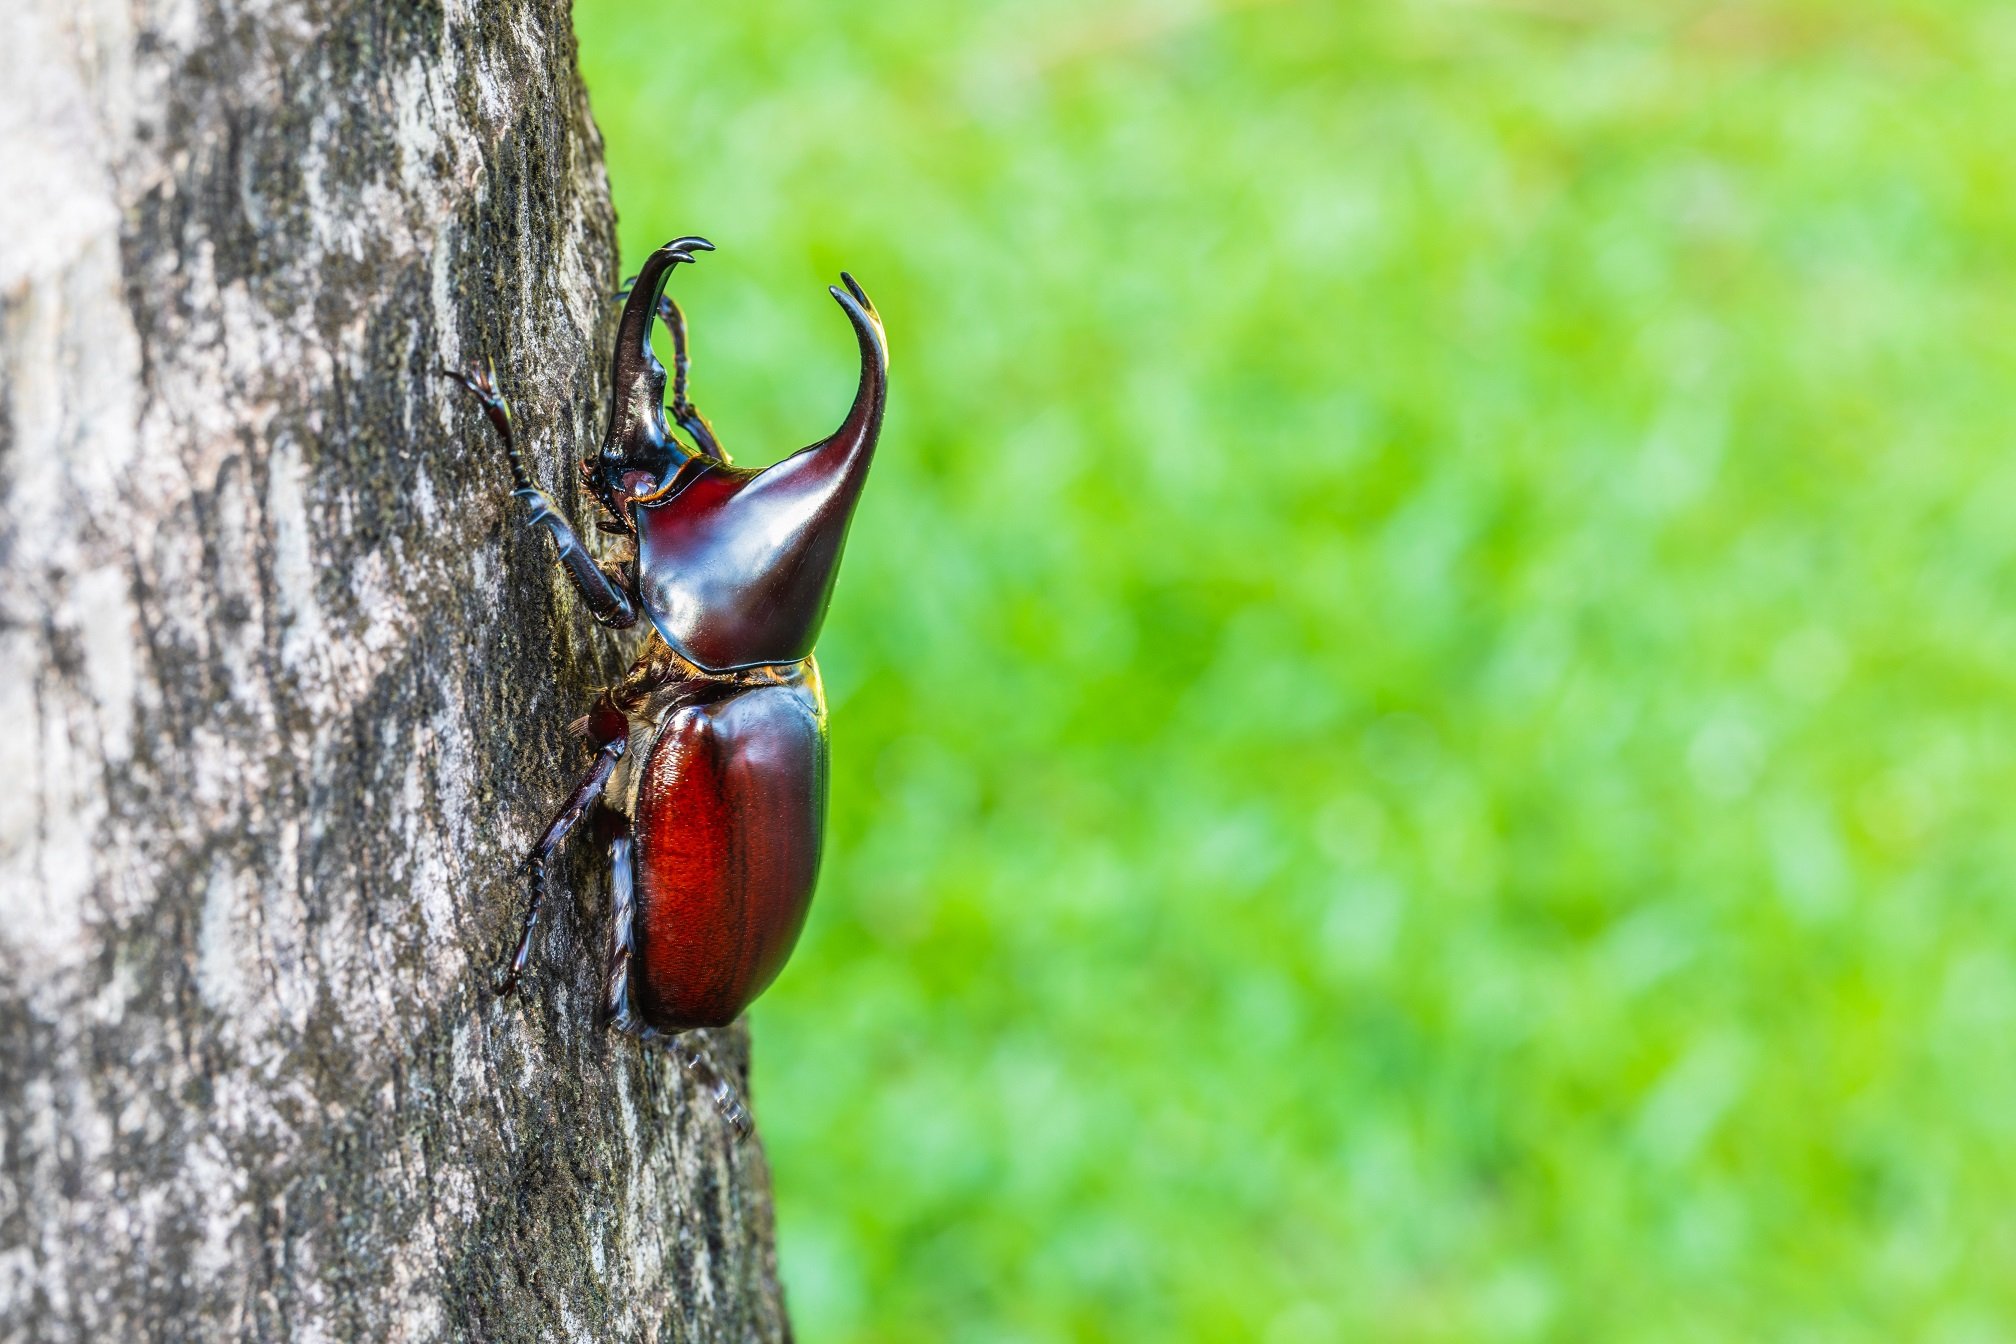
0, 2, 788, 1339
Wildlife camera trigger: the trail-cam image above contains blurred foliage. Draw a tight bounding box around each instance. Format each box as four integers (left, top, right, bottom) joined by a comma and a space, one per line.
574, 0, 2016, 1338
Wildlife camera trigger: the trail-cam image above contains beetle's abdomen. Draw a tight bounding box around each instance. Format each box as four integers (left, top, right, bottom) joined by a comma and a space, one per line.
631, 666, 828, 1031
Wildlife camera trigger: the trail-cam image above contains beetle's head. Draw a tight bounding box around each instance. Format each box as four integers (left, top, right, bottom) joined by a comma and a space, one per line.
626, 268, 888, 671
584, 237, 714, 527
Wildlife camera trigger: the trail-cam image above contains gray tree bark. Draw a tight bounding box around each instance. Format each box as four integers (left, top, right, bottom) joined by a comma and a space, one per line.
0, 2, 789, 1340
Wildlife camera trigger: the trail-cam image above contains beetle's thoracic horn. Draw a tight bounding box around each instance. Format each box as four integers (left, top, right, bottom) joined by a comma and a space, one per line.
819, 272, 889, 473
745, 272, 888, 522
629, 273, 890, 672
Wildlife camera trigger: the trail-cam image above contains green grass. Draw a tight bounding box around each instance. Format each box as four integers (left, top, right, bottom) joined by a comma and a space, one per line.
573, 2, 2016, 1338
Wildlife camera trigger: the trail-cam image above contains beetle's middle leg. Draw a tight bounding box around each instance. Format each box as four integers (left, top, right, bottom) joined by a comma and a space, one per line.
498, 733, 625, 996
441, 362, 640, 627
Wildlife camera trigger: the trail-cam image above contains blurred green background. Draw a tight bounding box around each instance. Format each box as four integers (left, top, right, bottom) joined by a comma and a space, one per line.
574, 1, 2016, 1338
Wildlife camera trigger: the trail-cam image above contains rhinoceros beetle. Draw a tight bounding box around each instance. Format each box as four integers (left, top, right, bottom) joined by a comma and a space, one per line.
444, 236, 886, 1136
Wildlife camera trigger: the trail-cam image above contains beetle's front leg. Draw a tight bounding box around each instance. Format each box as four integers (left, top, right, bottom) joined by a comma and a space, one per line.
441, 362, 639, 628
498, 734, 626, 996
659, 293, 729, 463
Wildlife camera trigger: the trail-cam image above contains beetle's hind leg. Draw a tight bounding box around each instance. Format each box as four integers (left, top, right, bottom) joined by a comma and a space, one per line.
600, 812, 644, 1034
670, 1035, 755, 1141
599, 819, 754, 1139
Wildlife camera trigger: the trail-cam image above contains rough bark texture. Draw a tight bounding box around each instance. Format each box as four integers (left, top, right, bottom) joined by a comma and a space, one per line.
0, 2, 790, 1339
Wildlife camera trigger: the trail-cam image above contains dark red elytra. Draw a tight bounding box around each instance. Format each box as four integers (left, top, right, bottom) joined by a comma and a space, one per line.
632, 667, 827, 1030
443, 236, 886, 1135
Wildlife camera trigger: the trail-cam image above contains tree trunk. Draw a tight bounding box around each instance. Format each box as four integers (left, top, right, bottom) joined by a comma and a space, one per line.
0, 2, 789, 1339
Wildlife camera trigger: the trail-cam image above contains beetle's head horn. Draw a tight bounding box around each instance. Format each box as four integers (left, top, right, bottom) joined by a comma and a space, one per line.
586, 236, 714, 514
627, 271, 889, 670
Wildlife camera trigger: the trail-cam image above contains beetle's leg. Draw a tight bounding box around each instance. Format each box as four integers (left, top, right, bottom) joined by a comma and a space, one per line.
598, 829, 754, 1139
610, 279, 729, 463
599, 813, 642, 1034
498, 735, 626, 997
659, 293, 730, 464
441, 362, 640, 629
671, 1034, 755, 1141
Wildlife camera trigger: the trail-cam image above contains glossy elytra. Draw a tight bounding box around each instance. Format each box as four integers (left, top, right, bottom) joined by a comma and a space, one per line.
444, 236, 887, 1136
